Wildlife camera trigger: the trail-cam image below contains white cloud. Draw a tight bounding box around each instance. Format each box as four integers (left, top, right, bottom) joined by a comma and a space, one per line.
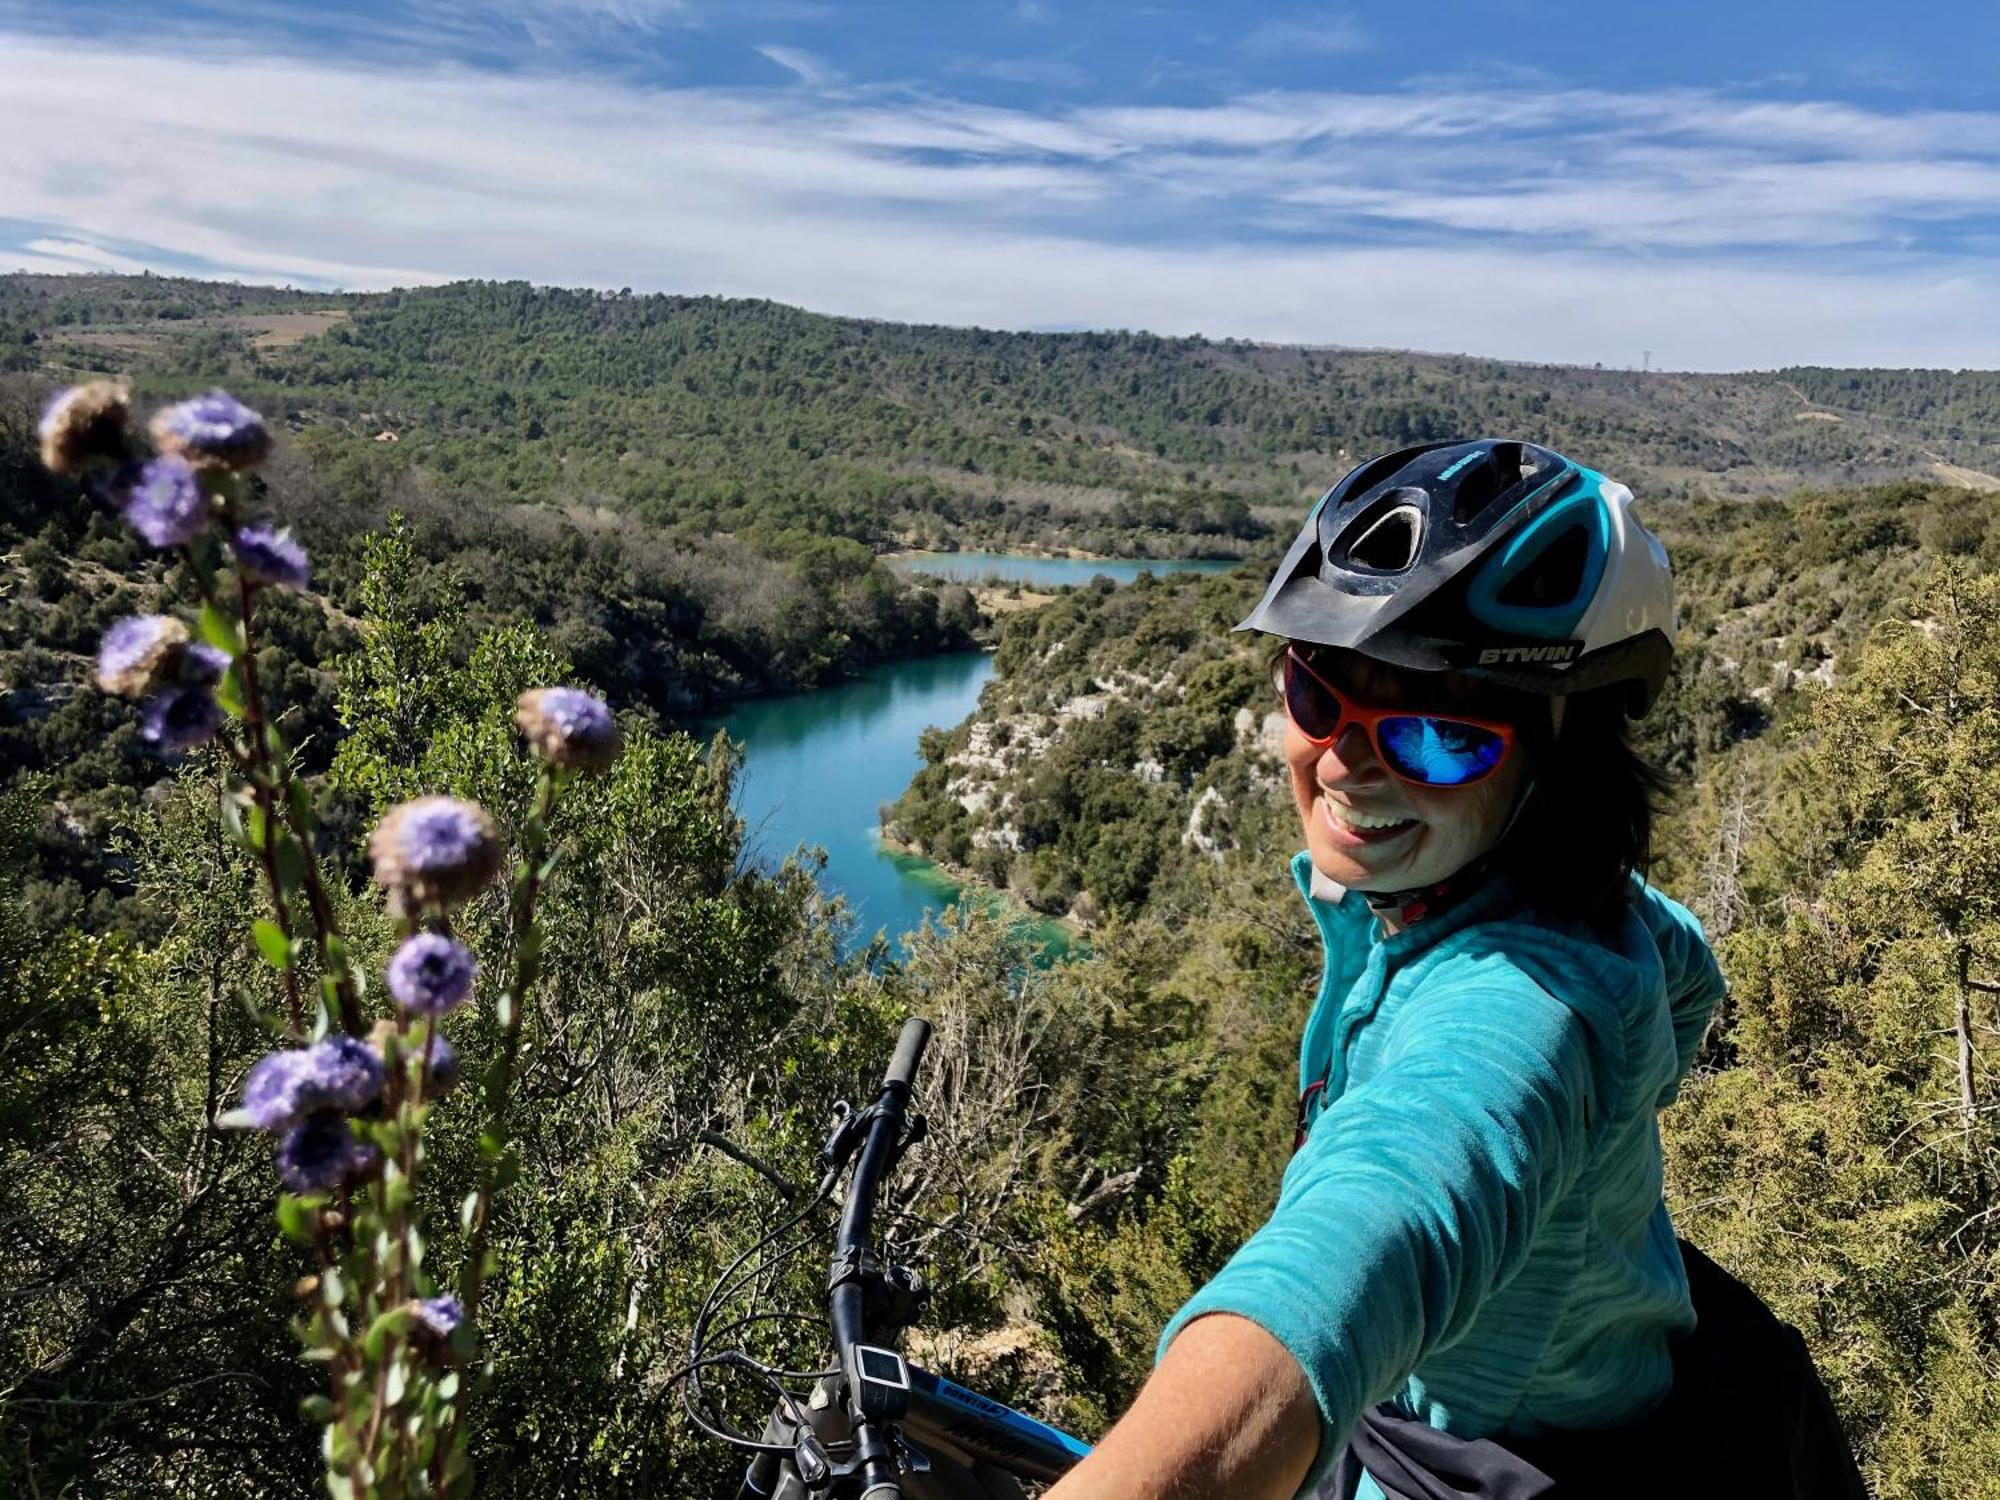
756, 43, 837, 88
1237, 10, 1372, 58
1, 33, 1996, 369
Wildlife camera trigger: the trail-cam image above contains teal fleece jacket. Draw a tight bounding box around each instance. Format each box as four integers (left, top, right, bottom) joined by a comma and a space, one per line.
1158, 853, 1726, 1496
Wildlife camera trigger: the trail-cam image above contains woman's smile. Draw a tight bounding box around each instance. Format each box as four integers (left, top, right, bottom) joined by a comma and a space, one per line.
1318, 791, 1420, 846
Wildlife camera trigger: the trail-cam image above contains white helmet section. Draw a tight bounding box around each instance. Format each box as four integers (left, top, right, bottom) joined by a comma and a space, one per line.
1571, 478, 1676, 664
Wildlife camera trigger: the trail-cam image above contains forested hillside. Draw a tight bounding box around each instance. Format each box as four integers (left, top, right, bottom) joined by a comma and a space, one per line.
9, 273, 2000, 561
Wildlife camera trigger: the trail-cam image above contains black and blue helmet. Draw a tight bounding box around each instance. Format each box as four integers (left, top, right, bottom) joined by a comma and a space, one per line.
1238, 439, 1676, 714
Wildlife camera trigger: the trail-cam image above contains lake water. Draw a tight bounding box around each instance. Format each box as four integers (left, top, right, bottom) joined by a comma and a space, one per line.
697, 651, 1000, 956
886, 551, 1239, 588
705, 554, 1238, 957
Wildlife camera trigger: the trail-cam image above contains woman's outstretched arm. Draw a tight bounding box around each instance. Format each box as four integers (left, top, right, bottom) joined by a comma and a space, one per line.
1044, 1311, 1319, 1500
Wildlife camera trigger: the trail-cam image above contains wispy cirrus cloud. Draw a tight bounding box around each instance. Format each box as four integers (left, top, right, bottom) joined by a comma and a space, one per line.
1236, 9, 1372, 58
2, 30, 1997, 368
756, 42, 840, 87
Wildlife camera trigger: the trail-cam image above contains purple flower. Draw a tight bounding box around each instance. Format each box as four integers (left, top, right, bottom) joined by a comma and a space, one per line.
232, 1035, 384, 1132
387, 932, 477, 1015
238, 1049, 311, 1130
97, 614, 191, 698
275, 1113, 377, 1194
135, 641, 230, 751
141, 684, 224, 750
412, 1294, 464, 1341
368, 796, 504, 910
233, 524, 310, 591
295, 1034, 386, 1114
423, 1030, 459, 1094
149, 390, 271, 471
119, 456, 208, 547
515, 686, 621, 772
38, 381, 132, 473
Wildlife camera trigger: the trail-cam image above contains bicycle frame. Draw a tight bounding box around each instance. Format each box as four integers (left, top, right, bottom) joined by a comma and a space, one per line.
732, 1018, 1092, 1499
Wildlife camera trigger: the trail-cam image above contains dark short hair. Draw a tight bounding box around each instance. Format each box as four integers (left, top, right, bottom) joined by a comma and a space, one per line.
1502, 686, 1668, 930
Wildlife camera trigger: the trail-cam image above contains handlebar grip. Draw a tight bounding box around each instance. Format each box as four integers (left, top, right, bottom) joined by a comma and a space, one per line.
884, 1017, 931, 1090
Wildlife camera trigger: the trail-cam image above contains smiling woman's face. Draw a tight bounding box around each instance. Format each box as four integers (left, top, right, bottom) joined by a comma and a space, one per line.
1283, 648, 1533, 894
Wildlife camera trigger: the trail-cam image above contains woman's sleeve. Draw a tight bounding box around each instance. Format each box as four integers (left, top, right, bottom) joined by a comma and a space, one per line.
1633, 884, 1727, 1105
1154, 965, 1602, 1492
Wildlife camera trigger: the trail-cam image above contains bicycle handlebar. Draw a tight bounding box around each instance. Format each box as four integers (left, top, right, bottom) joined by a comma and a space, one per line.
884, 1016, 931, 1092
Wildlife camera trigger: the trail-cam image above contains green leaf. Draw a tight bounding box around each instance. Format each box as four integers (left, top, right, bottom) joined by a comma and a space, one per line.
384, 1356, 408, 1410
214, 663, 245, 719
493, 1148, 521, 1193
299, 1394, 335, 1424
274, 834, 307, 892
363, 1307, 415, 1361
288, 776, 315, 830
436, 1371, 460, 1403
321, 1266, 345, 1308
198, 601, 242, 657
253, 919, 292, 970
220, 791, 247, 848
460, 1191, 480, 1234
276, 1193, 320, 1245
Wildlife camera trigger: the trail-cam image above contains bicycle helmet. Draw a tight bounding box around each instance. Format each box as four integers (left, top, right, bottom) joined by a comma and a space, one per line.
1239, 439, 1675, 713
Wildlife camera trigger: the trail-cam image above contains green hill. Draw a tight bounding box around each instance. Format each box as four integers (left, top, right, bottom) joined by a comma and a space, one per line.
7, 273, 1999, 562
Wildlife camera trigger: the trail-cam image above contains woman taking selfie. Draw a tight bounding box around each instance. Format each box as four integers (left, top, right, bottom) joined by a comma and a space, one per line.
1044, 440, 1863, 1500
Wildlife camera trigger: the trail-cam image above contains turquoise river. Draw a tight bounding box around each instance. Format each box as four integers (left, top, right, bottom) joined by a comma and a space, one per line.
701, 554, 1237, 956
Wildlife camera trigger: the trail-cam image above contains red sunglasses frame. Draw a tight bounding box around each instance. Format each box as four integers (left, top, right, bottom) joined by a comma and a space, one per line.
1277, 645, 1519, 788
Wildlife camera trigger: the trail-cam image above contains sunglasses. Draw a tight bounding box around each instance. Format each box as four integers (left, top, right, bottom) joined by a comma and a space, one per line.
1277, 646, 1517, 788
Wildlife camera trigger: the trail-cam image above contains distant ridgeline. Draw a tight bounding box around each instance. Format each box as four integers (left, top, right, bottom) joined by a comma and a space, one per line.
5, 273, 1999, 557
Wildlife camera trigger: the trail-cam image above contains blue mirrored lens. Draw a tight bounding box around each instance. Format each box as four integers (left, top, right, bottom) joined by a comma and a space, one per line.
1378, 717, 1505, 785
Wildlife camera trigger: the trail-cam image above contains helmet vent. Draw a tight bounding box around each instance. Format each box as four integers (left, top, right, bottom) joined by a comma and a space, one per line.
1496, 522, 1590, 608
1345, 503, 1424, 571
1450, 442, 1542, 525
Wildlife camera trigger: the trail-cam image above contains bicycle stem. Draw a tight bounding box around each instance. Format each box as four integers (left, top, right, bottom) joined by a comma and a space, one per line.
829, 1017, 930, 1499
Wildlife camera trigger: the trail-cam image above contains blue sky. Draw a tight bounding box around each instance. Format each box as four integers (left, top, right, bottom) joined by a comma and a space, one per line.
3, 0, 1998, 368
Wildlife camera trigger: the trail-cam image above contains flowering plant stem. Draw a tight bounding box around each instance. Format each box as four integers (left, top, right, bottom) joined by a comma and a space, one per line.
435, 767, 562, 1491
190, 482, 363, 1036
56, 384, 622, 1499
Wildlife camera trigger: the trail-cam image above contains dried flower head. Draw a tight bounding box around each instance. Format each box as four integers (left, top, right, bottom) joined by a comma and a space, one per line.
97, 614, 192, 697
275, 1113, 377, 1194
233, 524, 311, 590
516, 687, 621, 772
119, 456, 210, 548
39, 381, 132, 473
368, 796, 504, 910
149, 390, 272, 471
386, 931, 477, 1015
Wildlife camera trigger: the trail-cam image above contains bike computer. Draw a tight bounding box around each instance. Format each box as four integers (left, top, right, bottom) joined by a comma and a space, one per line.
850, 1344, 911, 1421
